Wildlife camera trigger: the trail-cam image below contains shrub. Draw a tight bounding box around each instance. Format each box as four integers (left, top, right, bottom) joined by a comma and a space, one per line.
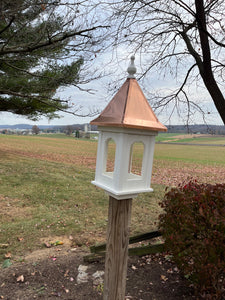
159, 180, 225, 299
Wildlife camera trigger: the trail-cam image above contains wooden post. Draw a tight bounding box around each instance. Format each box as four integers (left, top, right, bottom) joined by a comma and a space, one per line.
103, 196, 132, 300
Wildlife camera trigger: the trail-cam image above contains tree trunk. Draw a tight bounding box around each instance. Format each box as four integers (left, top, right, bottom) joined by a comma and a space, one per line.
195, 0, 225, 124
201, 74, 225, 124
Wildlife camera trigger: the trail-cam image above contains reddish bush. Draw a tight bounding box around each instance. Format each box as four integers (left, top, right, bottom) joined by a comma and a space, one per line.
159, 180, 225, 299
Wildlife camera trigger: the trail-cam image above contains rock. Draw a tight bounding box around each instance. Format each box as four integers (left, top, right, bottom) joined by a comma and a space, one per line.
76, 265, 89, 284
92, 270, 104, 285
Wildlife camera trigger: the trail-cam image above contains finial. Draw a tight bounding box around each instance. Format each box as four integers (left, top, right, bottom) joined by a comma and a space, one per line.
127, 55, 136, 78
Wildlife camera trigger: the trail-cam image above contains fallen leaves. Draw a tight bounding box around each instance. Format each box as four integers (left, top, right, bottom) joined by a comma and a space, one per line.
44, 242, 51, 248
167, 266, 179, 274
152, 162, 225, 186
17, 237, 24, 242
50, 256, 57, 261
16, 275, 24, 282
44, 240, 64, 248
4, 252, 11, 259
64, 269, 70, 277
160, 275, 168, 282
54, 241, 64, 246
0, 244, 9, 249
0, 250, 193, 299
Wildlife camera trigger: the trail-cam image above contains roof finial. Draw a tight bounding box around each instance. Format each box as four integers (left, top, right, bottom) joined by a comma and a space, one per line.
127, 55, 136, 78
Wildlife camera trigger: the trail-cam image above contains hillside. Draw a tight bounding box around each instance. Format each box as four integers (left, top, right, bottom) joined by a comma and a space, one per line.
0, 123, 225, 134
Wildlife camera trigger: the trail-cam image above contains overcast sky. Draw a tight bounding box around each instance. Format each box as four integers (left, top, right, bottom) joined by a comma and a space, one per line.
0, 53, 224, 127
1, 1, 224, 127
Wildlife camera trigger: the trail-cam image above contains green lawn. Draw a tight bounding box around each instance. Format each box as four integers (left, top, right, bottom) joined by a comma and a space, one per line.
154, 143, 225, 165
156, 132, 225, 145
0, 135, 165, 263
0, 134, 224, 264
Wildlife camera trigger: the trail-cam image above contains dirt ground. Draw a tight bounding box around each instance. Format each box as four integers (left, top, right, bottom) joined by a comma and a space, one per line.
0, 245, 195, 300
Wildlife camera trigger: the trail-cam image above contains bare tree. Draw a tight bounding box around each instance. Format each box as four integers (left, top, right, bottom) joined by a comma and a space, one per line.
105, 0, 225, 124
65, 125, 74, 136
32, 125, 40, 135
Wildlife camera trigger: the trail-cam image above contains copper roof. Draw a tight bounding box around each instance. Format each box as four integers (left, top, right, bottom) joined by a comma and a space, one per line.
91, 78, 167, 132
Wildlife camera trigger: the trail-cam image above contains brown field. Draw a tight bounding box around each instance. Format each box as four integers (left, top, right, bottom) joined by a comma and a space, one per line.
0, 134, 224, 186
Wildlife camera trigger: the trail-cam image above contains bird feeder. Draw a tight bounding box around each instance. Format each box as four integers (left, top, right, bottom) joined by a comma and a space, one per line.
91, 56, 167, 300
91, 56, 167, 200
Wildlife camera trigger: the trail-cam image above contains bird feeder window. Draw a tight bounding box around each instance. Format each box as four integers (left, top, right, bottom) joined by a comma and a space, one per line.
105, 138, 116, 174
129, 142, 144, 176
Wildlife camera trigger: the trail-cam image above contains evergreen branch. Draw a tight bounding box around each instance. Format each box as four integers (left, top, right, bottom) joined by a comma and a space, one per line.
3, 62, 50, 79
0, 25, 109, 55
0, 90, 67, 103
0, 90, 98, 118
0, 16, 15, 35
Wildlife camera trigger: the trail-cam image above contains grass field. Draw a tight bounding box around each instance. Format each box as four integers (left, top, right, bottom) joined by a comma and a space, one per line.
0, 134, 224, 264
156, 132, 225, 145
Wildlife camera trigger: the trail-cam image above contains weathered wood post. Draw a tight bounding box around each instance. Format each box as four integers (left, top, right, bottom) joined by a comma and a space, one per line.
90, 56, 167, 299
104, 196, 132, 300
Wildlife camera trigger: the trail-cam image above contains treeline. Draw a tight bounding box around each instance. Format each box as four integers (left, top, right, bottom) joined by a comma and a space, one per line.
1, 124, 225, 135
166, 124, 225, 135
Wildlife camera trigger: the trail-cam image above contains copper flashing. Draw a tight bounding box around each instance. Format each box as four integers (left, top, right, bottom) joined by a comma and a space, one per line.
91, 78, 167, 132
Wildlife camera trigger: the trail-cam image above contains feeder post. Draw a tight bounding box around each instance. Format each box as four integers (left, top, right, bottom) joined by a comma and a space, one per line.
103, 196, 132, 300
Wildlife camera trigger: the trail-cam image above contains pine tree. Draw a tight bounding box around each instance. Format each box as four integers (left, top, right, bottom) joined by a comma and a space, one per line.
0, 0, 103, 120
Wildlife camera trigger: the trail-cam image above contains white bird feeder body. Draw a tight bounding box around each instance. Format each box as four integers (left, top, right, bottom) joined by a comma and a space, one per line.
91, 56, 167, 200
93, 127, 157, 200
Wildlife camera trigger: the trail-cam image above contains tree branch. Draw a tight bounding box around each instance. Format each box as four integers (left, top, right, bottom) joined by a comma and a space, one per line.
0, 16, 15, 35
0, 25, 109, 55
0, 90, 67, 103
179, 26, 203, 73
